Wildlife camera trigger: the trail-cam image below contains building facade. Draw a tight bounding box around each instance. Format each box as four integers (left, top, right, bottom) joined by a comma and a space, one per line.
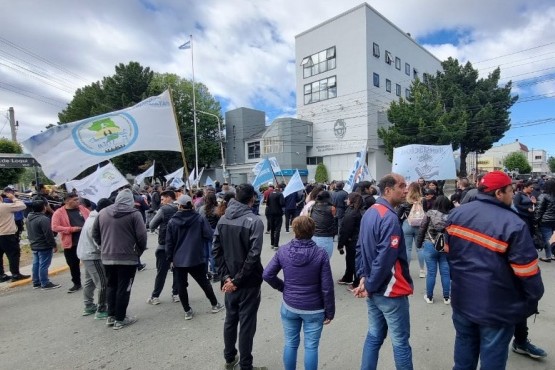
295, 3, 443, 180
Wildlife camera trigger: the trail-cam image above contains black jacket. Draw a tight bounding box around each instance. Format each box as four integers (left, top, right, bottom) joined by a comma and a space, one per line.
166, 210, 213, 268
513, 192, 534, 222
338, 206, 363, 248
266, 191, 285, 216
311, 202, 335, 237
535, 193, 555, 227
149, 203, 178, 246
26, 211, 56, 251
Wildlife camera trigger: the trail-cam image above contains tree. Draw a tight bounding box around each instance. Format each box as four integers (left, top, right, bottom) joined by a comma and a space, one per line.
548, 157, 555, 173
378, 57, 518, 176
504, 152, 531, 174
315, 163, 328, 183
0, 139, 25, 186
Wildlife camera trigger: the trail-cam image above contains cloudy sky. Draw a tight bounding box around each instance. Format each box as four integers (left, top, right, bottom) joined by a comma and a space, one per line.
1, 0, 554, 155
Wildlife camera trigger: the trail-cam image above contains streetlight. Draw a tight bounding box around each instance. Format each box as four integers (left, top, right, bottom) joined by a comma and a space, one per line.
196, 110, 228, 181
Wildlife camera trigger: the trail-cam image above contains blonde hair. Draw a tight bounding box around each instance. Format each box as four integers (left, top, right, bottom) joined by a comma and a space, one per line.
407, 182, 422, 204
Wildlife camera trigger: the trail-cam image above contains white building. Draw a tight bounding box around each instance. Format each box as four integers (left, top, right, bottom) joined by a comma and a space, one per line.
295, 3, 442, 180
475, 139, 550, 175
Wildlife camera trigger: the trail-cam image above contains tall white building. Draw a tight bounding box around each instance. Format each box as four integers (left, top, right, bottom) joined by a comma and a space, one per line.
295, 3, 442, 180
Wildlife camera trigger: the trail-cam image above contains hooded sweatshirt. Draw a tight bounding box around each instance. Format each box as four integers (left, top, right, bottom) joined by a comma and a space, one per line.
26, 211, 57, 251
213, 199, 264, 289
165, 209, 213, 267
92, 189, 147, 265
76, 210, 100, 260
263, 238, 335, 319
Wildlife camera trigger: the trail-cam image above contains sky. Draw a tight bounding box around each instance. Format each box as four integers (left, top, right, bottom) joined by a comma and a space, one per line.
0, 0, 554, 156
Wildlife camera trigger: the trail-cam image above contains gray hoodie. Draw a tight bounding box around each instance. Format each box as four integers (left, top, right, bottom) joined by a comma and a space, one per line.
92, 189, 148, 265
27, 211, 57, 251
76, 210, 100, 260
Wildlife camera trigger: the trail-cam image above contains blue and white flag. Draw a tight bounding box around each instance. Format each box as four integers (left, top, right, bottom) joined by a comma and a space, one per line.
205, 176, 215, 187
187, 168, 196, 188
66, 162, 128, 204
344, 147, 370, 192
392, 144, 457, 182
178, 40, 191, 50
252, 158, 274, 190
194, 167, 205, 186
135, 161, 155, 184
170, 177, 185, 189
22, 90, 181, 184
165, 166, 184, 181
252, 157, 281, 175
283, 170, 304, 198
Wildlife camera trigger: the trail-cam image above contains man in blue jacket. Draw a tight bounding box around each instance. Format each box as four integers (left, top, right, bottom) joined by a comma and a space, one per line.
353, 173, 414, 370
446, 171, 544, 369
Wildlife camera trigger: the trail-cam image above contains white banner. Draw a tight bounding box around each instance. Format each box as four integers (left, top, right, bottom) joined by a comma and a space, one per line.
66, 163, 129, 204
165, 166, 184, 181
252, 157, 281, 175
344, 147, 369, 193
392, 144, 457, 182
194, 167, 205, 186
22, 90, 181, 184
134, 161, 155, 184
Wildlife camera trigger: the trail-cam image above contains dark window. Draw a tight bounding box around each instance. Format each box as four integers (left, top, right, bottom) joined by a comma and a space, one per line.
396, 84, 401, 96
373, 73, 380, 87
373, 42, 380, 58
405, 89, 411, 99
247, 142, 260, 160
413, 67, 418, 79
395, 57, 401, 70
386, 79, 391, 92
304, 75, 337, 105
307, 157, 324, 165
405, 62, 410, 76
385, 51, 393, 65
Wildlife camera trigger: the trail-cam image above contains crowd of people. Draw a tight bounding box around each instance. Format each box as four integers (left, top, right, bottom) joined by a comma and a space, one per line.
0, 171, 552, 369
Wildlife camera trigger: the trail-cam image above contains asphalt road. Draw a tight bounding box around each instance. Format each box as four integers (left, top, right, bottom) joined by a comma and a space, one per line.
1, 216, 554, 370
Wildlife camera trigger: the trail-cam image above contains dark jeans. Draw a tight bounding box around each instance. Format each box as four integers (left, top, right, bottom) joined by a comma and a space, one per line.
268, 214, 283, 247
224, 286, 261, 370
513, 319, 528, 345
0, 234, 21, 275
342, 239, 359, 286
15, 219, 24, 244
104, 264, 137, 321
284, 209, 296, 232
63, 245, 81, 286
174, 263, 218, 312
151, 248, 178, 297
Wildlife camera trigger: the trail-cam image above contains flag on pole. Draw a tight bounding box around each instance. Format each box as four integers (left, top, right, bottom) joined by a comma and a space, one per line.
252, 157, 281, 175
135, 161, 155, 184
65, 163, 129, 204
194, 167, 205, 186
178, 40, 191, 50
252, 158, 274, 190
170, 177, 185, 189
187, 168, 196, 188
22, 90, 182, 184
205, 176, 215, 187
165, 166, 184, 181
283, 170, 304, 198
344, 147, 368, 193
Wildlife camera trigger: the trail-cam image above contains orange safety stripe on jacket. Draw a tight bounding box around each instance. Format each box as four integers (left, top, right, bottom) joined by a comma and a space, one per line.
446, 225, 508, 253
510, 259, 540, 277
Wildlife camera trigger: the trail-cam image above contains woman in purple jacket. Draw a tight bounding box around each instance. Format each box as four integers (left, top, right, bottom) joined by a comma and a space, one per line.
263, 216, 335, 370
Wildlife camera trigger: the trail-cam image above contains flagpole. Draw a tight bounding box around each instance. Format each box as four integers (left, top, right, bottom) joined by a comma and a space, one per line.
190, 34, 199, 178
168, 87, 190, 182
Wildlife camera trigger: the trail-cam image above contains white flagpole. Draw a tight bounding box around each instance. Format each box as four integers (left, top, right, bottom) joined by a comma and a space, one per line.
190, 34, 199, 177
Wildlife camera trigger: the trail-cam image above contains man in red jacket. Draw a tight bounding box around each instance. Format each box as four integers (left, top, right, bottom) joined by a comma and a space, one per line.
52, 192, 90, 293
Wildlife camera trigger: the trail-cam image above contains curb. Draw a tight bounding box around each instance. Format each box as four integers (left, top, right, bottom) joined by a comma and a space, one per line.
6, 265, 70, 289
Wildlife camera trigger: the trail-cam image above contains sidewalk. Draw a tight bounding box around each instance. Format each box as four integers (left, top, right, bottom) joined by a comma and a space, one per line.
0, 251, 69, 290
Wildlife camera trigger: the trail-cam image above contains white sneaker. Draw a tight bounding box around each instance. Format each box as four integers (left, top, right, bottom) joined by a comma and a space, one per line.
419, 270, 426, 278
443, 297, 451, 305
424, 295, 433, 304
172, 294, 180, 303
147, 297, 161, 305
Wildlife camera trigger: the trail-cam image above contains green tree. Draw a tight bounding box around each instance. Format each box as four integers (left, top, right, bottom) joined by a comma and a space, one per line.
378, 57, 518, 176
548, 157, 555, 173
315, 163, 328, 183
0, 139, 25, 186
504, 151, 531, 174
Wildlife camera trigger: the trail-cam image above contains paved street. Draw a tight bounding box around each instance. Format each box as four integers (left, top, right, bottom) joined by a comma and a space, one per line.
1, 217, 554, 370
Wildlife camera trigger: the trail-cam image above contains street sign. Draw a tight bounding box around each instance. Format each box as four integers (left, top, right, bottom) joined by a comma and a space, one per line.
0, 154, 39, 168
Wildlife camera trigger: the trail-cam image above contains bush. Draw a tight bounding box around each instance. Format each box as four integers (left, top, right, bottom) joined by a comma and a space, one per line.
315, 163, 328, 183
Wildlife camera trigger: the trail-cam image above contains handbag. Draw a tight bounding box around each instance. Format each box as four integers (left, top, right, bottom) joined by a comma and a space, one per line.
428, 230, 445, 252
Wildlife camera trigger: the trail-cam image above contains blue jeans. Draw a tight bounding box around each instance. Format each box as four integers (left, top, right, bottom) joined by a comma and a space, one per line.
280, 304, 325, 370
32, 249, 53, 286
204, 239, 215, 274
402, 220, 425, 269
452, 311, 514, 370
423, 241, 450, 299
312, 236, 333, 258
361, 295, 413, 370
539, 225, 553, 259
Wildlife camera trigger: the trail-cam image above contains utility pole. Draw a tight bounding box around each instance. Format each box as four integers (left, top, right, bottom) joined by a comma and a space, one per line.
8, 107, 17, 142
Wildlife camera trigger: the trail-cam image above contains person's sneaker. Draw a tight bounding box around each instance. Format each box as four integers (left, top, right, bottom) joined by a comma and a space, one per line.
419, 269, 426, 278
11, 274, 30, 282
146, 297, 161, 305
512, 339, 547, 359
95, 311, 109, 320
106, 316, 116, 327
41, 282, 61, 290
172, 294, 180, 303
224, 355, 239, 370
113, 316, 138, 330
184, 309, 194, 320
138, 263, 147, 272
67, 285, 82, 293
443, 297, 451, 305
337, 279, 353, 285
424, 295, 433, 304
82, 305, 98, 316
212, 303, 225, 313
32, 283, 41, 289
0, 274, 12, 282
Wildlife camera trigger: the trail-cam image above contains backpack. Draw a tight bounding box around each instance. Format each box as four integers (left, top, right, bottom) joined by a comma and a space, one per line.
407, 202, 425, 227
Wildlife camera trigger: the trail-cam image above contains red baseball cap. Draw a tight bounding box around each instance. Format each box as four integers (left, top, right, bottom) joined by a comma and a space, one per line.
480, 171, 512, 192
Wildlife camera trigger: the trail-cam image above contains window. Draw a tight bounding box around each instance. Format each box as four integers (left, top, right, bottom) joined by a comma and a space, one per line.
304, 75, 337, 104
263, 138, 283, 154
373, 73, 380, 87
535, 155, 542, 160
413, 68, 418, 79
405, 62, 410, 76
302, 46, 336, 78
386, 79, 391, 92
307, 157, 324, 165
405, 89, 411, 99
372, 42, 380, 58
395, 83, 401, 96
385, 51, 393, 65
247, 141, 260, 159
395, 57, 401, 70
